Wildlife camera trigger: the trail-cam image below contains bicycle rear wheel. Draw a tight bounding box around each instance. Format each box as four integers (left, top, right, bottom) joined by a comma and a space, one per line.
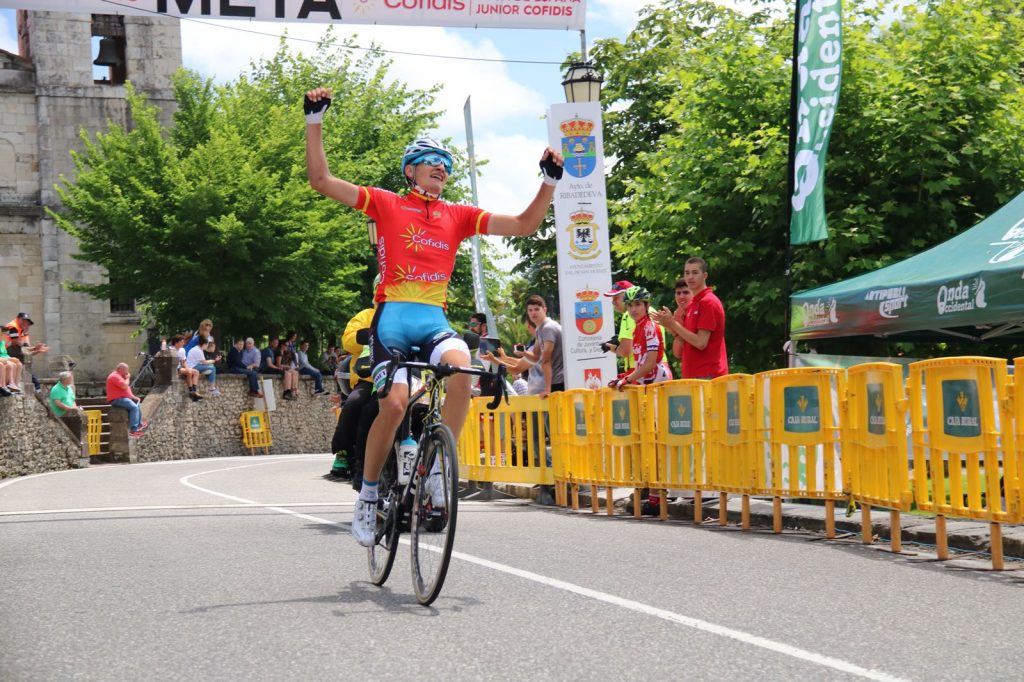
367, 456, 400, 585
410, 424, 458, 606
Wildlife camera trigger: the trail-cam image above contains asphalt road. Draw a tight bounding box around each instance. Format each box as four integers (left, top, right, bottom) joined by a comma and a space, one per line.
2, 454, 1022, 681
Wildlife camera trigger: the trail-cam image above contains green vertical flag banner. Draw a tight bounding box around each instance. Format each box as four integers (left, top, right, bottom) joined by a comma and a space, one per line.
789, 0, 842, 245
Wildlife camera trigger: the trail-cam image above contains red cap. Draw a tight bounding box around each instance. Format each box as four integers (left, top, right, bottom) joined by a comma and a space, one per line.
603, 280, 634, 297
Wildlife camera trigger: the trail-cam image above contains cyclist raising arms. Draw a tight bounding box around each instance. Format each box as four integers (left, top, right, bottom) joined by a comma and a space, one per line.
304, 87, 564, 546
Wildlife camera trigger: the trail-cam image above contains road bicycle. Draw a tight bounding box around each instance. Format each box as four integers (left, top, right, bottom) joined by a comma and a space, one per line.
130, 351, 156, 392
367, 348, 507, 605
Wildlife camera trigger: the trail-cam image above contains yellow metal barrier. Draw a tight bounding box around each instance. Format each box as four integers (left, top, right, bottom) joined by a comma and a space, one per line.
85, 409, 102, 456
551, 389, 605, 511
649, 380, 708, 522
239, 410, 271, 455
844, 363, 911, 552
460, 395, 554, 487
600, 386, 648, 519
909, 356, 1017, 568
756, 367, 846, 536
707, 374, 757, 528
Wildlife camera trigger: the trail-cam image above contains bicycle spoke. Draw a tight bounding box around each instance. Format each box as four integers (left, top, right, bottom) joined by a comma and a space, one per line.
410, 425, 458, 605
367, 456, 400, 585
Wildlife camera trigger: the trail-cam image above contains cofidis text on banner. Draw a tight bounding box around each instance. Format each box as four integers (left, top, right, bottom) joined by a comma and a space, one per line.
0, 0, 585, 31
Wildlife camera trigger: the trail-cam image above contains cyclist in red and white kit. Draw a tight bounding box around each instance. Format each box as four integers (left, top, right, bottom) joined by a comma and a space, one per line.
612, 286, 672, 390
304, 87, 564, 546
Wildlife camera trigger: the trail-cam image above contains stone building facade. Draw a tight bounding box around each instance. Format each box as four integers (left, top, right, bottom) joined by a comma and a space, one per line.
0, 10, 181, 381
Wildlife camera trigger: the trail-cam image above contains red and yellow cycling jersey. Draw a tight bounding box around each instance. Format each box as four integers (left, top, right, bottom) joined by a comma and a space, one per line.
357, 186, 491, 308
631, 314, 666, 384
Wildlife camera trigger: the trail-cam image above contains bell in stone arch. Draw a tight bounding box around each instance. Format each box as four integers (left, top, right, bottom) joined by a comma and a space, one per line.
93, 37, 124, 68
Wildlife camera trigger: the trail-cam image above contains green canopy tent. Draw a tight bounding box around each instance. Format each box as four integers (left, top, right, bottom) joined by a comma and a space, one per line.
790, 192, 1024, 343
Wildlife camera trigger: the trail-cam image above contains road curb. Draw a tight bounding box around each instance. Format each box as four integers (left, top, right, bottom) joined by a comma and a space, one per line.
491, 482, 1024, 559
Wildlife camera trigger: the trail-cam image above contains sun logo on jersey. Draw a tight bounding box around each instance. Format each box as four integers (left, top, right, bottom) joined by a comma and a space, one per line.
402, 225, 450, 254
403, 225, 427, 253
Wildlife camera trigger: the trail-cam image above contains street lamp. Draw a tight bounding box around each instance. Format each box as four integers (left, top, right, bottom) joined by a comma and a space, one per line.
366, 218, 377, 250
561, 61, 603, 103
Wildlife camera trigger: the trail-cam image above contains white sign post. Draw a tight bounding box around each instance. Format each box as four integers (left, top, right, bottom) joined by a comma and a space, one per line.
548, 101, 617, 390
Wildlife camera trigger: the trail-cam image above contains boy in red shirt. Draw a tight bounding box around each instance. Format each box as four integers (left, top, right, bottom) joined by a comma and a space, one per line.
653, 257, 728, 379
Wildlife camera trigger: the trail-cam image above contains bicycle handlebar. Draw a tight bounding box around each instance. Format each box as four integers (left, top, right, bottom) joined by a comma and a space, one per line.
378, 350, 509, 410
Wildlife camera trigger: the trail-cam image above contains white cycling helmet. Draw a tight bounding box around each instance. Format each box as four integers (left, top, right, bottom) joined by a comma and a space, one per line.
400, 137, 453, 178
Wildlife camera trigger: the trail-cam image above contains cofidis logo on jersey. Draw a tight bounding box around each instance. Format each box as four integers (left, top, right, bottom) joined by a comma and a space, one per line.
403, 225, 451, 254
560, 117, 596, 178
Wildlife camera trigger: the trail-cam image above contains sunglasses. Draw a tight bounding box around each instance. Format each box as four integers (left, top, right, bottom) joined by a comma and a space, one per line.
412, 152, 453, 175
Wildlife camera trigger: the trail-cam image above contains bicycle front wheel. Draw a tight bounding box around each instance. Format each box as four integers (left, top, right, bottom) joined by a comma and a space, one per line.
367, 456, 400, 585
410, 424, 458, 606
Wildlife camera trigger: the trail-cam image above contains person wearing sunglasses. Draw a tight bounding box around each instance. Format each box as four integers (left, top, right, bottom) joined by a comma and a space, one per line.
303, 86, 565, 546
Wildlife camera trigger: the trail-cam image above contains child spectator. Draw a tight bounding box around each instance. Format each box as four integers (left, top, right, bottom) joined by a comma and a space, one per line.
0, 336, 23, 396
170, 334, 203, 401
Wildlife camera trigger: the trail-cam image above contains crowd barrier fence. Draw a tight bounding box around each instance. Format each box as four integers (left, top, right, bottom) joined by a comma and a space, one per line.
844, 362, 912, 551
455, 356, 1019, 569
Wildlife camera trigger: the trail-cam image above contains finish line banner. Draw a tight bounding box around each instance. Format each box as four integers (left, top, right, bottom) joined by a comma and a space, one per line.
0, 0, 585, 31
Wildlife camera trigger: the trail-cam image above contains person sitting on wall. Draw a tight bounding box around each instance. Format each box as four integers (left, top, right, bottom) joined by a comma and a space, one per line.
169, 334, 203, 402
296, 339, 326, 395
187, 338, 221, 397
106, 362, 148, 437
226, 337, 264, 397
0, 333, 24, 396
276, 337, 301, 401
49, 370, 85, 437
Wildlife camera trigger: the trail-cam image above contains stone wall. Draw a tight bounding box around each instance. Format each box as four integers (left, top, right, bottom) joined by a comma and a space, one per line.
132, 373, 335, 462
0, 392, 85, 478
0, 373, 336, 479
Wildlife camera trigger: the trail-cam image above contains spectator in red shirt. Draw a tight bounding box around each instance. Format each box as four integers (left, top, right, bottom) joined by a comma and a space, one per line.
106, 362, 148, 436
667, 277, 693, 376
653, 257, 728, 379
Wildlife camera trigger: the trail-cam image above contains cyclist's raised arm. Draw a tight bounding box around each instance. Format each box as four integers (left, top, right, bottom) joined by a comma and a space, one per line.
305, 87, 360, 209
486, 147, 564, 237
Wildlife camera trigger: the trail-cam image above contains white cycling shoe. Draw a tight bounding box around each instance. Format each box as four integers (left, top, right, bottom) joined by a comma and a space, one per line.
425, 472, 446, 509
351, 498, 376, 547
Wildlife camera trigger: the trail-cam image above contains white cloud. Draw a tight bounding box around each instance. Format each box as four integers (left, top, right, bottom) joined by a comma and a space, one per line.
180, 20, 548, 137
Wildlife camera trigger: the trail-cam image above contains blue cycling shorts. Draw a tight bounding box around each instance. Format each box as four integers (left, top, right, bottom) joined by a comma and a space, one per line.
369, 302, 467, 389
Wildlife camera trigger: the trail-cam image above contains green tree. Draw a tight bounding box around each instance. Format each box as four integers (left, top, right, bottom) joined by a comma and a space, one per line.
51, 33, 477, 342
587, 0, 1024, 371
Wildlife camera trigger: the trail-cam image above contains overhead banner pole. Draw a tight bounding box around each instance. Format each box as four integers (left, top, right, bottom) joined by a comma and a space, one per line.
463, 96, 494, 326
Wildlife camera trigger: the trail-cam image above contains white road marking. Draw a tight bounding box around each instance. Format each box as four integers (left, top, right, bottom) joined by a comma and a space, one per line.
0, 502, 350, 516
177, 463, 907, 682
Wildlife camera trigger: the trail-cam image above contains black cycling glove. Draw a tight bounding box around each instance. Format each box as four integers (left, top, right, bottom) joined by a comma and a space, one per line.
540, 153, 563, 185
304, 95, 331, 124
